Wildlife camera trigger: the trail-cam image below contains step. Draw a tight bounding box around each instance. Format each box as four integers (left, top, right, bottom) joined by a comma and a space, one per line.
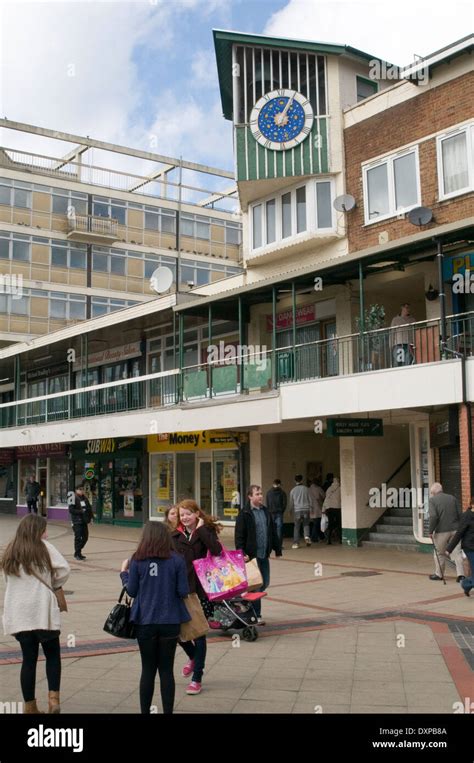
375, 524, 413, 534
381, 516, 413, 526
384, 508, 412, 517
368, 532, 418, 544
361, 540, 419, 552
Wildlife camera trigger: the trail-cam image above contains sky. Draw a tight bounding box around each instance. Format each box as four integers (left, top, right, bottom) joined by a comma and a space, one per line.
0, 0, 472, 189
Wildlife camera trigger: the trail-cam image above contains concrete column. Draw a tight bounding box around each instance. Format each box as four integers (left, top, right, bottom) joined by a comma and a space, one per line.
248, 431, 279, 494
459, 403, 471, 508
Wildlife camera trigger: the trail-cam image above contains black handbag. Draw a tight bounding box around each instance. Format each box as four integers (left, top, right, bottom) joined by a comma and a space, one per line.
103, 587, 136, 639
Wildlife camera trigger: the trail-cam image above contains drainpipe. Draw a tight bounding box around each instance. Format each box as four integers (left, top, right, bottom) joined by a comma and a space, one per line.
272, 286, 277, 389
359, 260, 365, 370
435, 237, 447, 356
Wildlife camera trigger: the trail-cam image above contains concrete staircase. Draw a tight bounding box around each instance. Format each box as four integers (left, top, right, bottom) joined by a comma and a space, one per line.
361, 507, 418, 551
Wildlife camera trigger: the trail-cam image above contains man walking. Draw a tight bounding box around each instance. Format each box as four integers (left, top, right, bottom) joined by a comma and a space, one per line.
289, 475, 312, 549
266, 478, 287, 546
25, 475, 41, 514
309, 478, 326, 542
428, 482, 464, 581
235, 485, 282, 625
69, 486, 94, 561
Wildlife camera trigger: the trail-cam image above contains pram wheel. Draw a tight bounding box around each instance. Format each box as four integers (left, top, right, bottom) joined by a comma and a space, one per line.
242, 626, 258, 642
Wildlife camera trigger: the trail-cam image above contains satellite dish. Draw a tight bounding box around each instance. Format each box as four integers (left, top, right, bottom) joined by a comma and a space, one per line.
333, 194, 356, 212
150, 266, 174, 294
407, 206, 433, 226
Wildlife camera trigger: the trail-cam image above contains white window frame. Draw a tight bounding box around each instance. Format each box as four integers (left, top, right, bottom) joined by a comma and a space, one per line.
436, 122, 474, 201
362, 146, 420, 226
250, 177, 335, 251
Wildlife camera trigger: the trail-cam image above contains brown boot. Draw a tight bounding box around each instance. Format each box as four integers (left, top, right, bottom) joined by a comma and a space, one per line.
24, 699, 44, 714
48, 691, 60, 714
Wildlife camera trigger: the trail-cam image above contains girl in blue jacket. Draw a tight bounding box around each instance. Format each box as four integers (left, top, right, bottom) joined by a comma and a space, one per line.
120, 521, 190, 714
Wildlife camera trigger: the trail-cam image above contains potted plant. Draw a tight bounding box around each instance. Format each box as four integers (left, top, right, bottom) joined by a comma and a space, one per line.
355, 304, 386, 369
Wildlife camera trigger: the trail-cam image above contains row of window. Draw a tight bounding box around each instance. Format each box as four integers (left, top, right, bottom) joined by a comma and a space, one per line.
363, 122, 474, 224
251, 179, 333, 250
0, 290, 139, 320
0, 179, 242, 243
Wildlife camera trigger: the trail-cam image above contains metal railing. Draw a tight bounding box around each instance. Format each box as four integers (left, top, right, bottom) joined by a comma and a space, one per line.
1, 312, 473, 429
67, 213, 119, 238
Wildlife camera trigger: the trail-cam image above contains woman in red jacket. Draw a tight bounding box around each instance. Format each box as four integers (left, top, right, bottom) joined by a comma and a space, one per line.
171, 500, 222, 695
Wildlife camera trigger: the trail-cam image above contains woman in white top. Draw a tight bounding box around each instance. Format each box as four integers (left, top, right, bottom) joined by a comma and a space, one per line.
1, 514, 70, 714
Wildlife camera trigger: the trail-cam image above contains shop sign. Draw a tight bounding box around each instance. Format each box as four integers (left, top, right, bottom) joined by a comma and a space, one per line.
224, 508, 240, 517
27, 364, 69, 382
430, 408, 458, 448
148, 431, 239, 452
442, 252, 474, 280
72, 341, 142, 371
0, 449, 15, 465
73, 438, 143, 457
266, 304, 315, 332
326, 418, 383, 437
17, 443, 68, 457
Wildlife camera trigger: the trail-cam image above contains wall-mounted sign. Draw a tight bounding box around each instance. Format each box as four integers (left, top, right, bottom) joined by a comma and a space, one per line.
0, 449, 15, 465
326, 418, 384, 437
72, 342, 142, 371
442, 252, 474, 280
148, 431, 240, 452
72, 438, 143, 457
266, 304, 316, 332
27, 364, 69, 382
17, 444, 68, 457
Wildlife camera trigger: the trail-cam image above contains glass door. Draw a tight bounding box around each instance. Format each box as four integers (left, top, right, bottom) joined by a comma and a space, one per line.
198, 459, 212, 514
213, 450, 239, 521
410, 423, 434, 542
99, 460, 114, 521
38, 459, 47, 516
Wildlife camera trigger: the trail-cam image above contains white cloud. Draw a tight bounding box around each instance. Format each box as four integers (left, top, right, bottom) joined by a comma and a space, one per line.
264, 0, 473, 65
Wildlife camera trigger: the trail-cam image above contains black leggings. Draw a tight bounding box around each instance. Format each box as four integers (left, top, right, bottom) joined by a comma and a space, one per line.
15, 631, 61, 702
136, 624, 179, 714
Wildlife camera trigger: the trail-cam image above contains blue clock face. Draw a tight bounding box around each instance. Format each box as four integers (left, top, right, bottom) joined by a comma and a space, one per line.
258, 97, 305, 143
250, 89, 314, 151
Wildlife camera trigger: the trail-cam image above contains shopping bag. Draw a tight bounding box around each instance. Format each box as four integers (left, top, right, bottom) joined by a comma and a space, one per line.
103, 587, 136, 639
193, 545, 248, 601
245, 558, 263, 591
321, 513, 328, 532
179, 593, 209, 642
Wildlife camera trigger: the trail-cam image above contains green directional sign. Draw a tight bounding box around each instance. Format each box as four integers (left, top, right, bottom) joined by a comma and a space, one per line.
326, 418, 383, 437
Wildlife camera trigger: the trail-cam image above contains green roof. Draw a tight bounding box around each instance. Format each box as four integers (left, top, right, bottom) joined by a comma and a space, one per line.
213, 29, 389, 121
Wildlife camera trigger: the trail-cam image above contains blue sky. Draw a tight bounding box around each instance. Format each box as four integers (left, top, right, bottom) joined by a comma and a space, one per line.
0, 0, 471, 184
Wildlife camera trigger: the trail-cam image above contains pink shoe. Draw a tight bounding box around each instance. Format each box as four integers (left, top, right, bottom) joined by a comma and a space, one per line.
186, 681, 202, 695
182, 659, 195, 678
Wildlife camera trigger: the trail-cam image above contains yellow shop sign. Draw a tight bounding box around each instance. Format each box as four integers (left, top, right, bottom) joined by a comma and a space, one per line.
147, 431, 239, 452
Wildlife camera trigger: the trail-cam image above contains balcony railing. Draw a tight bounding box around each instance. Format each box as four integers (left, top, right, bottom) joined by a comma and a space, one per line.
67, 213, 119, 242
1, 312, 473, 429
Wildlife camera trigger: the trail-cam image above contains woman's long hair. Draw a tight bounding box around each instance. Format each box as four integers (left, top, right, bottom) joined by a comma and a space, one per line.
177, 499, 222, 534
0, 514, 53, 577
132, 520, 172, 560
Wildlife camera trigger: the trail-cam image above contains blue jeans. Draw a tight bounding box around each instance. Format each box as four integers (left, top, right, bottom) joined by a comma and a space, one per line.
461, 550, 474, 594
271, 513, 283, 544
254, 557, 270, 617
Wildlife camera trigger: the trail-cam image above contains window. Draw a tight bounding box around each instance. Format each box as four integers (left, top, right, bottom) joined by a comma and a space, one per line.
12, 240, 30, 261
437, 125, 474, 199
0, 184, 11, 205
93, 197, 126, 225
0, 238, 9, 258
145, 211, 159, 230
356, 76, 378, 102
250, 179, 333, 250
110, 255, 126, 275
10, 295, 29, 315
50, 299, 66, 319
52, 247, 67, 267
93, 252, 108, 272
49, 293, 86, 320
52, 190, 87, 216
70, 249, 86, 269
363, 148, 419, 223
52, 244, 86, 269
13, 189, 30, 208
225, 224, 241, 245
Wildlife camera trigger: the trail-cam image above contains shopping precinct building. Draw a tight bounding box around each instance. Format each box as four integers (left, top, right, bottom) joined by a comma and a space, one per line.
0, 31, 472, 552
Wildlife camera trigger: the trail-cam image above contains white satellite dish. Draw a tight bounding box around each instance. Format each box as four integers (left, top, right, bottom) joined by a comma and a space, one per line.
333, 194, 356, 212
150, 266, 174, 294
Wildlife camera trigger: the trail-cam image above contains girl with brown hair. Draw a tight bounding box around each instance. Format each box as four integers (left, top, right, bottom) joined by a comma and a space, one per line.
171, 499, 222, 695
1, 514, 70, 714
120, 520, 190, 713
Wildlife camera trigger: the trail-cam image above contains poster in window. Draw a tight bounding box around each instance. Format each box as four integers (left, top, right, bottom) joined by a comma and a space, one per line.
223, 461, 238, 502
124, 492, 134, 517
158, 461, 170, 500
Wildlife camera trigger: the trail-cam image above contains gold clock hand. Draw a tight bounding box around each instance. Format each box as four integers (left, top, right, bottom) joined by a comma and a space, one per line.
276, 91, 296, 125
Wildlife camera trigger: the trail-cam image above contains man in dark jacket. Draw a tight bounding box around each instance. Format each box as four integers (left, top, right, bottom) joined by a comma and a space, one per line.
266, 479, 287, 545
446, 499, 474, 596
235, 485, 282, 624
428, 482, 464, 581
69, 486, 94, 561
25, 476, 41, 514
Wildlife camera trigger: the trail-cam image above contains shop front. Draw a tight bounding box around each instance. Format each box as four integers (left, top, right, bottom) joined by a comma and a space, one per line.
16, 443, 70, 521
71, 437, 146, 526
0, 448, 16, 514
148, 431, 244, 523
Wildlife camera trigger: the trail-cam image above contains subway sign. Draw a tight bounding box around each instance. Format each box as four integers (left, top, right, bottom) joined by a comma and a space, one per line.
326, 418, 383, 437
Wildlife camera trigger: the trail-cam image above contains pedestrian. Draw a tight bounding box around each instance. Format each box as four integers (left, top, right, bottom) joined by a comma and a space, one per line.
322, 472, 334, 493
163, 505, 178, 530
25, 475, 41, 514
390, 303, 416, 366
171, 499, 222, 696
309, 478, 326, 542
322, 476, 342, 544
120, 521, 190, 714
235, 485, 282, 625
69, 485, 94, 561
289, 475, 312, 548
1, 514, 70, 714
446, 497, 474, 596
428, 482, 464, 581
266, 478, 287, 546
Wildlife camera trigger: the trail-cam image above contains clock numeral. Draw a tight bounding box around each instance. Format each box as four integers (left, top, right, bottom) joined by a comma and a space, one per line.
263, 94, 270, 101
264, 140, 272, 148
301, 99, 310, 106
254, 130, 262, 139
280, 142, 287, 150
302, 126, 311, 134
250, 120, 257, 125
277, 89, 285, 97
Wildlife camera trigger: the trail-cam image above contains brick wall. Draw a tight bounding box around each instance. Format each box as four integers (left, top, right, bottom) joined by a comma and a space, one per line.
344, 71, 474, 254
459, 403, 473, 510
